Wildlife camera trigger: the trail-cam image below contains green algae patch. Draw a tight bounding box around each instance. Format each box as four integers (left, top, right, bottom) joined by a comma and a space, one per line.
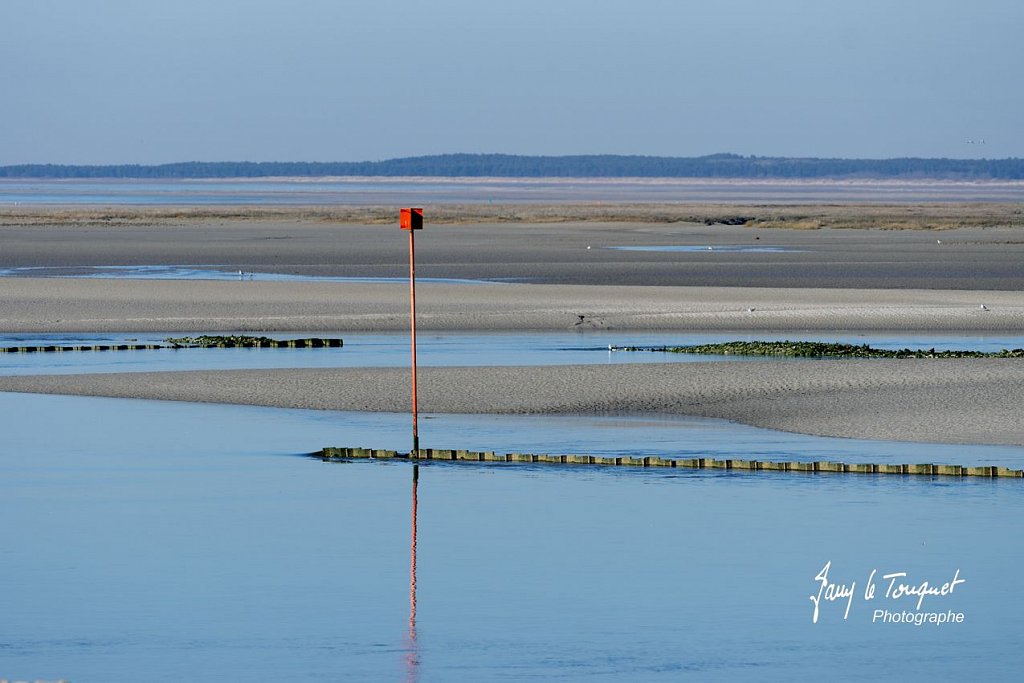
617, 341, 1024, 359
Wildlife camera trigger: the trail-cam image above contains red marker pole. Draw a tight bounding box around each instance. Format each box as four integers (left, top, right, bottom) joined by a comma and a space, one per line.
400, 208, 424, 453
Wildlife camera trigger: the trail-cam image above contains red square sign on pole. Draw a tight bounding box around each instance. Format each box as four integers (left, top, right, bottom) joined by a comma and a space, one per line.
400, 207, 423, 230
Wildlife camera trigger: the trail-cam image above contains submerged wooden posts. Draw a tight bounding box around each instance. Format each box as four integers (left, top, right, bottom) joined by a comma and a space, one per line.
0, 337, 344, 353
316, 447, 1023, 479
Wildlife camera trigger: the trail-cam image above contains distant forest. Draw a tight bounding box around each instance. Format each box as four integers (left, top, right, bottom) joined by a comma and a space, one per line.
2, 153, 1023, 179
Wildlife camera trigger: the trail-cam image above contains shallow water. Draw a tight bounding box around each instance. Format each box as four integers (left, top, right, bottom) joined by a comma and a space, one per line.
609, 244, 800, 253
0, 393, 1020, 681
5, 391, 1021, 466
3, 324, 1022, 680
2, 330, 1022, 376
0, 264, 508, 284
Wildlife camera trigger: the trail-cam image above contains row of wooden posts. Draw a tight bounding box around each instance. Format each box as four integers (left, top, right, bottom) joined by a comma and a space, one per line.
0, 338, 344, 353
318, 447, 1023, 478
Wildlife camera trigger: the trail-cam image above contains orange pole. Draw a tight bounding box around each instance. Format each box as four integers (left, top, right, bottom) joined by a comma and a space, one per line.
409, 228, 419, 453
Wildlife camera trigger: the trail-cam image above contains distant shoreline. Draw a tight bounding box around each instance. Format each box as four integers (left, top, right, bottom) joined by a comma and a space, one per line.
2, 201, 1024, 227
3, 153, 1023, 179
4, 175, 1024, 184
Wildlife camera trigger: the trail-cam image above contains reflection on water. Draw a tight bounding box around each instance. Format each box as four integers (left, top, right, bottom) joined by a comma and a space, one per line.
421, 412, 1024, 468
0, 393, 1020, 681
0, 391, 1021, 467
406, 465, 419, 683
1, 326, 1022, 680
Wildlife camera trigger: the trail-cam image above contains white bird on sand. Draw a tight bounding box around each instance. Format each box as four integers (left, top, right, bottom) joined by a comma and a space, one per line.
979, 304, 988, 311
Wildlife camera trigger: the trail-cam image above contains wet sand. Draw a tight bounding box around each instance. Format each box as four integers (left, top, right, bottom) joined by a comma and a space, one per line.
1, 361, 1022, 445
2, 212, 1023, 446
1, 218, 1023, 289
0, 277, 1021, 333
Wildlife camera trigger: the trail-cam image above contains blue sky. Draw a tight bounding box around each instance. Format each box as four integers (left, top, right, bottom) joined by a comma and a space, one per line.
1, 0, 1021, 164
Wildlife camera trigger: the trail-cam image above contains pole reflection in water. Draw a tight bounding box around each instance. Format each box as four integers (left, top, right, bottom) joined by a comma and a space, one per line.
405, 464, 419, 681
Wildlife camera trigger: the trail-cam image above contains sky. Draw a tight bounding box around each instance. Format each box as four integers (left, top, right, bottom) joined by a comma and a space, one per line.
1, 0, 1021, 164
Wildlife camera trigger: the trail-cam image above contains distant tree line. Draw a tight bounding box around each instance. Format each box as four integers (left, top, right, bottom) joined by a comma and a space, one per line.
2, 153, 1023, 179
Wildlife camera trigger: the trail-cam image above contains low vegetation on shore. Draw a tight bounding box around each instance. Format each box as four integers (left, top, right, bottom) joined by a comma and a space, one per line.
1, 203, 1022, 230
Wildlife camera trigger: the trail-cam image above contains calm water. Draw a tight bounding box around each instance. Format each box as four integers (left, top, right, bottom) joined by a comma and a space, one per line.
3, 322, 1023, 680
2, 330, 1023, 376
0, 264, 510, 284
1, 393, 1020, 681
4, 177, 1024, 204
609, 245, 800, 253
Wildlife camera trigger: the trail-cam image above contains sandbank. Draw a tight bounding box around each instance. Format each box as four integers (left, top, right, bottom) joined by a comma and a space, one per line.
1, 219, 1023, 289
1, 360, 1022, 445
0, 278, 1022, 333
2, 211, 1023, 448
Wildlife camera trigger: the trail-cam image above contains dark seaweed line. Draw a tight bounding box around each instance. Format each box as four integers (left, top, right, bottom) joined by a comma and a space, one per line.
614, 341, 1024, 359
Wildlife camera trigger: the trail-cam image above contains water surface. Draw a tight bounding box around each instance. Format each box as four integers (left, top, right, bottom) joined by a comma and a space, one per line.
1, 393, 1020, 682
2, 330, 1022, 376
0, 264, 506, 284
609, 245, 800, 253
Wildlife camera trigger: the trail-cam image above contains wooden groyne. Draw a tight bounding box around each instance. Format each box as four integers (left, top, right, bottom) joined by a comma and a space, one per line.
0, 343, 164, 353
318, 447, 1023, 478
0, 337, 343, 353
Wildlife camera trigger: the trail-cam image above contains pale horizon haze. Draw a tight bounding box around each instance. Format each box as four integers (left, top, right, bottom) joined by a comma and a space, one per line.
1, 0, 1021, 165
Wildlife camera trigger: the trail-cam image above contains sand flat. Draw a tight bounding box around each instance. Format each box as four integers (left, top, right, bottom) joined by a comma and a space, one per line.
2, 211, 1023, 447
0, 277, 1022, 332
1, 360, 1021, 445
1, 218, 1023, 289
